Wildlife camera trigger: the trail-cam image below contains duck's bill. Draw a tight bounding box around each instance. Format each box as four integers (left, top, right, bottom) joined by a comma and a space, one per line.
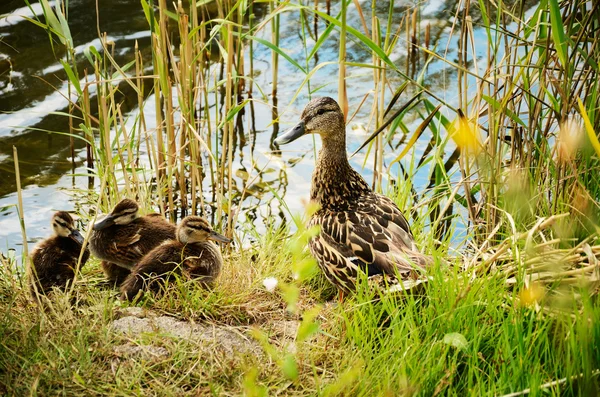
208, 231, 232, 244
93, 215, 115, 230
274, 120, 305, 145
69, 229, 85, 244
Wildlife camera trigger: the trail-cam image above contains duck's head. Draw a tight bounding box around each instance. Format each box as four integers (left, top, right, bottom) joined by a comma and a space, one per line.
177, 216, 232, 245
93, 199, 139, 230
52, 211, 84, 244
275, 97, 345, 145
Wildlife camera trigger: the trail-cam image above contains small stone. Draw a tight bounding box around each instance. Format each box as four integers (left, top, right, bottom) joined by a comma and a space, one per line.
268, 320, 300, 353
116, 306, 146, 319
111, 316, 152, 334
113, 344, 170, 360
269, 320, 300, 339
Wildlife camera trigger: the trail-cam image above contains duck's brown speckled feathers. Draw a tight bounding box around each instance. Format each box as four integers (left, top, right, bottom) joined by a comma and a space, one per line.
89, 199, 176, 285
30, 211, 89, 294
120, 216, 231, 301
100, 261, 132, 285
275, 96, 431, 293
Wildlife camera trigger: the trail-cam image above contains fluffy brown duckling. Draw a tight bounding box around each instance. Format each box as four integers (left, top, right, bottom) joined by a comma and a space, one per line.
275, 97, 432, 295
120, 216, 231, 301
30, 211, 89, 294
89, 199, 176, 285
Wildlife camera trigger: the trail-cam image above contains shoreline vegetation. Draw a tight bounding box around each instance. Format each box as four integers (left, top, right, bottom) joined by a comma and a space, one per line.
1, 0, 599, 395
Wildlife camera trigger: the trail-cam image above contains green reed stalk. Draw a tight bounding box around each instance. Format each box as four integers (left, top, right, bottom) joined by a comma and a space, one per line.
152, 0, 172, 216
248, 1, 255, 97
135, 42, 149, 170
151, 33, 166, 209
177, 6, 190, 216
225, 23, 235, 236
370, 0, 380, 190
194, 4, 207, 217
81, 74, 94, 185
188, 3, 199, 216
198, 10, 211, 217
119, 108, 141, 196
115, 116, 132, 198
12, 146, 29, 282
96, 69, 116, 203
337, 0, 347, 117
271, 1, 279, 100
454, 2, 478, 231
211, 71, 218, 211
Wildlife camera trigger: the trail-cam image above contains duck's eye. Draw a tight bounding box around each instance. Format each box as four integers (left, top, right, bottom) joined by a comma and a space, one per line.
317, 108, 327, 115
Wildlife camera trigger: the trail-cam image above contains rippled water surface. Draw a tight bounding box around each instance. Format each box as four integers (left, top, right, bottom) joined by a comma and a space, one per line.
1, 0, 472, 252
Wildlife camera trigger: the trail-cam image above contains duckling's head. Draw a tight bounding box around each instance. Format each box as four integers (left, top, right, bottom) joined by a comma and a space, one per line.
275, 97, 345, 145
93, 199, 139, 230
52, 211, 84, 244
177, 216, 232, 245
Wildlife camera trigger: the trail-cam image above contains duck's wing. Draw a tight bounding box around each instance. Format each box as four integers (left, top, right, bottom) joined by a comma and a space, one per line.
313, 193, 429, 279
106, 224, 149, 267
113, 226, 144, 255
113, 218, 175, 257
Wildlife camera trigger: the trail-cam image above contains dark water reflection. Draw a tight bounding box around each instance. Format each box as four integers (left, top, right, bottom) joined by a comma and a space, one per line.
0, 0, 476, 250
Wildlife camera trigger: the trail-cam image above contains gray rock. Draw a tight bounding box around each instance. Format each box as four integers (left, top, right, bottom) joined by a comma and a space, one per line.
113, 343, 170, 360
111, 315, 262, 357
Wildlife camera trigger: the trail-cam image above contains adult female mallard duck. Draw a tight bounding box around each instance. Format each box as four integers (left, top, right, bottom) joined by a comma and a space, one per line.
120, 216, 231, 301
275, 96, 431, 294
89, 198, 176, 285
30, 211, 89, 294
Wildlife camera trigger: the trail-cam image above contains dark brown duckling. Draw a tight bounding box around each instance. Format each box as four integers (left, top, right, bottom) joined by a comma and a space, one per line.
120, 216, 231, 301
30, 211, 89, 294
89, 199, 176, 285
275, 97, 432, 295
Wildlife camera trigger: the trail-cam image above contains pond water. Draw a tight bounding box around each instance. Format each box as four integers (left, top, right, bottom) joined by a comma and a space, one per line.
0, 0, 469, 255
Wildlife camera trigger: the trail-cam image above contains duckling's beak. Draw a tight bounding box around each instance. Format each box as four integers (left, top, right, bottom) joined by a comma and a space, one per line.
208, 231, 232, 244
69, 229, 85, 245
93, 215, 115, 230
274, 120, 305, 145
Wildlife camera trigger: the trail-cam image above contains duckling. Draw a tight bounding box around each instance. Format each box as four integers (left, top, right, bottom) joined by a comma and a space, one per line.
120, 216, 231, 301
30, 211, 89, 294
275, 97, 431, 294
89, 199, 176, 285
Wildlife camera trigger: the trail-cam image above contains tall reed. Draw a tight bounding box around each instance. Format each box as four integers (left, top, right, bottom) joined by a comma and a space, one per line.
26, 0, 599, 250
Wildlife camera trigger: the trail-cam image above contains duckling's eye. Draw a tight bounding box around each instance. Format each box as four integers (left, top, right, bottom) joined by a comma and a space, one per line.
317, 108, 327, 115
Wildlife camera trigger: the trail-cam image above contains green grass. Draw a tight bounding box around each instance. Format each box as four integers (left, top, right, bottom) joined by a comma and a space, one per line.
1, 216, 598, 395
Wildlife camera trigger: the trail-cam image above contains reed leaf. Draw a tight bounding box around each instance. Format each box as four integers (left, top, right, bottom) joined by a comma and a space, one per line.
548, 0, 569, 74
388, 104, 442, 167
578, 98, 600, 158
244, 35, 306, 74
351, 91, 422, 157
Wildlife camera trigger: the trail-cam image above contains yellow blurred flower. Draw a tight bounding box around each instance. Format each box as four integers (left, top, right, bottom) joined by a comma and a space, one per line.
519, 282, 546, 307
449, 110, 482, 155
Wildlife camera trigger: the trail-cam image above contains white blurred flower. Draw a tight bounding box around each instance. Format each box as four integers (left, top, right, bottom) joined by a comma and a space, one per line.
262, 277, 278, 293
